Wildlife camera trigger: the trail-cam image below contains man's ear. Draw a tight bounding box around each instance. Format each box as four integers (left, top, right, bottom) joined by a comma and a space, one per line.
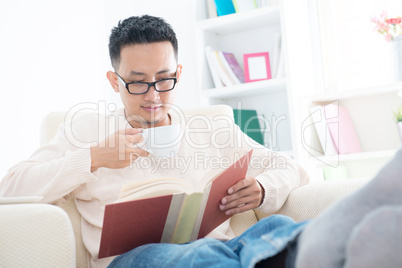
176, 64, 183, 83
106, 71, 119, 93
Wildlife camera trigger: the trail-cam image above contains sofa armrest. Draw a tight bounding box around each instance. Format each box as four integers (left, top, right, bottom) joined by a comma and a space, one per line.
255, 178, 370, 222
0, 204, 76, 267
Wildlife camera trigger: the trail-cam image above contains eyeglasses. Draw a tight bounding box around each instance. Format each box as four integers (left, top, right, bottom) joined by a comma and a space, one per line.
115, 71, 177, 95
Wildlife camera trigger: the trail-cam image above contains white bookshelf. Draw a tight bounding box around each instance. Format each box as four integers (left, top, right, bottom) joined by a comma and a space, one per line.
194, 1, 293, 152
194, 0, 402, 182
201, 78, 286, 98
306, 81, 402, 102
196, 6, 280, 34
313, 149, 397, 164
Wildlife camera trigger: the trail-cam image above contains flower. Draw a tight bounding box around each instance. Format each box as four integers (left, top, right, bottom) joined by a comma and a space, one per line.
387, 18, 402, 25
371, 11, 402, 42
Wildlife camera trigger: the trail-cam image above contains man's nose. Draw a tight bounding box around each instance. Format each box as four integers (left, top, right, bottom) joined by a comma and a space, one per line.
144, 84, 160, 101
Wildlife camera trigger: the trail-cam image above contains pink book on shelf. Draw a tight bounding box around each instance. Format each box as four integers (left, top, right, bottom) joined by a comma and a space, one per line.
324, 103, 362, 154
222, 52, 245, 83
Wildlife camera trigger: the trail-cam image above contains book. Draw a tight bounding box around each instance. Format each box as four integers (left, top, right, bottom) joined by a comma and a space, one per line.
207, 0, 218, 18
98, 150, 253, 258
271, 34, 281, 78
310, 106, 338, 156
204, 46, 224, 88
275, 41, 285, 78
217, 52, 241, 85
233, 109, 264, 145
213, 50, 235, 86
214, 0, 236, 16
324, 104, 362, 154
221, 52, 245, 83
255, 0, 268, 8
232, 0, 257, 13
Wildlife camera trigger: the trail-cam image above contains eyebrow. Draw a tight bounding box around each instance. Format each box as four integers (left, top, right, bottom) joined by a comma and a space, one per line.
129, 69, 173, 77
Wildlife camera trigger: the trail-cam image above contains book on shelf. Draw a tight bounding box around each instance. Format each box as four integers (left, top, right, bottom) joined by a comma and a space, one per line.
271, 33, 281, 78
204, 46, 224, 88
215, 51, 239, 86
310, 106, 338, 156
207, 0, 269, 17
255, 0, 268, 8
233, 109, 264, 145
275, 38, 285, 78
232, 0, 257, 13
220, 52, 245, 84
214, 0, 236, 16
98, 150, 253, 259
324, 103, 362, 155
207, 0, 218, 18
205, 47, 245, 87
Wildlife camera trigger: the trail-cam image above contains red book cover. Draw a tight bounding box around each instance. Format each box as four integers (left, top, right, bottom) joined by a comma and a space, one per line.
98, 195, 173, 258
198, 150, 252, 238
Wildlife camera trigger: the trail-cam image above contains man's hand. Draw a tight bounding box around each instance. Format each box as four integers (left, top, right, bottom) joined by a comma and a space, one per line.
219, 176, 264, 215
90, 128, 149, 172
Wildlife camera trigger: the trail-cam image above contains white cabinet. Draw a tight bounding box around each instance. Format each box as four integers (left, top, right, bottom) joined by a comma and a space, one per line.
194, 1, 294, 154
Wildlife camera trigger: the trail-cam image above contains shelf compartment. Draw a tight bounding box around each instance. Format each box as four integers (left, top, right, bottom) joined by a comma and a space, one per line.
311, 149, 397, 164
306, 81, 402, 103
201, 78, 286, 99
196, 6, 280, 35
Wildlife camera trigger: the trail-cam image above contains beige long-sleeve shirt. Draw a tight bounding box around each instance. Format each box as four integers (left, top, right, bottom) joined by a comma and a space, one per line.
0, 107, 309, 267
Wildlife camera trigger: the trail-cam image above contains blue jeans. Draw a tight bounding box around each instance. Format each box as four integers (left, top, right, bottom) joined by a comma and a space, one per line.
108, 215, 308, 268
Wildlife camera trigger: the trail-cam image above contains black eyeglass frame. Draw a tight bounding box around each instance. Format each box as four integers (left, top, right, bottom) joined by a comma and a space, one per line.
115, 71, 178, 95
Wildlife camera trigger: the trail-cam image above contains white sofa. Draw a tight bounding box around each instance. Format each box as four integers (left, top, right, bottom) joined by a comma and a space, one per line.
0, 105, 370, 267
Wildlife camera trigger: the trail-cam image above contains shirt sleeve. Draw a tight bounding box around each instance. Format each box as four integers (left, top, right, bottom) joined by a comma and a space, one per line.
0, 119, 98, 204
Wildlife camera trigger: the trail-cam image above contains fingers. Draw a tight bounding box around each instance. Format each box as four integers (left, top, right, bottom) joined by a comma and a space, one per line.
220, 177, 264, 215
118, 128, 144, 144
227, 177, 250, 195
127, 150, 149, 165
125, 133, 144, 144
129, 148, 149, 159
220, 194, 259, 215
119, 128, 143, 135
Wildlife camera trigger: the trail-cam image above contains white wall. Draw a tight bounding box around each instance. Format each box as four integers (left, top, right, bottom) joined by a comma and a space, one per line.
0, 0, 198, 177
318, 0, 402, 91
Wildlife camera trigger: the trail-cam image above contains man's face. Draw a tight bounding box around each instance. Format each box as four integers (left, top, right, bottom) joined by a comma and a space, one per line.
108, 41, 182, 128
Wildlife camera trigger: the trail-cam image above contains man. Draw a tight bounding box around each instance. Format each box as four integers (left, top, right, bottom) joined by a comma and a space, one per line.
0, 15, 309, 267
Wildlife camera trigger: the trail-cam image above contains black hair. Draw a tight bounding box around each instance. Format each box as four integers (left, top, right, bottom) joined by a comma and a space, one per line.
108, 15, 178, 70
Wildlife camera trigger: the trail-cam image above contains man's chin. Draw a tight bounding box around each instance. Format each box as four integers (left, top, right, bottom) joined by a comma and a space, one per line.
144, 114, 170, 127
125, 108, 170, 128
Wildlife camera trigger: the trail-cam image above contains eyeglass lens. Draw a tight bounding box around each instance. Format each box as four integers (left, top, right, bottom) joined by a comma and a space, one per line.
128, 79, 175, 94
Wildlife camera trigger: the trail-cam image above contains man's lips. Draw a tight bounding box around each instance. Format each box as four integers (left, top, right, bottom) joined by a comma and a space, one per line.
142, 105, 162, 112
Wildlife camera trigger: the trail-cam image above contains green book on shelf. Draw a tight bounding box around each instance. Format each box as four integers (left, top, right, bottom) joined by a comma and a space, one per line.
232, 0, 257, 13
233, 109, 264, 145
